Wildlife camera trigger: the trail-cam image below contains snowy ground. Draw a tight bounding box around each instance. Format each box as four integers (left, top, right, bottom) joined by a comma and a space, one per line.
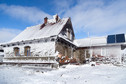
0, 64, 126, 84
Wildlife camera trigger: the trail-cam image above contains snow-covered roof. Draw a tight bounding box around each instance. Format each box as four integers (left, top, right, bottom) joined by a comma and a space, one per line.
74, 35, 126, 47
11, 15, 69, 42
74, 36, 107, 47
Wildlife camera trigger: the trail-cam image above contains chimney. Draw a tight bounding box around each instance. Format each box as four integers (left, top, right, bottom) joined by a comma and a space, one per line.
55, 15, 58, 22
44, 17, 48, 24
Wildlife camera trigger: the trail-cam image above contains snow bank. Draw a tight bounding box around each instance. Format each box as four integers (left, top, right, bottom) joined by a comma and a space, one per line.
0, 64, 126, 84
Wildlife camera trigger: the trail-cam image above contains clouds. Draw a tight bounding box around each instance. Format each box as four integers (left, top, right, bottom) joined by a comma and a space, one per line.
0, 28, 21, 43
56, 0, 126, 37
0, 0, 126, 42
53, 0, 75, 15
0, 4, 51, 24
0, 4, 51, 43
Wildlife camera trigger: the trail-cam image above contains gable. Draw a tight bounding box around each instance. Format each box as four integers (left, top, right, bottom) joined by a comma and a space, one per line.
58, 18, 75, 41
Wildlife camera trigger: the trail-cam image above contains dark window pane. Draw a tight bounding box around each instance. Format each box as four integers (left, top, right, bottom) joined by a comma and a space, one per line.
116, 34, 125, 43
107, 35, 116, 43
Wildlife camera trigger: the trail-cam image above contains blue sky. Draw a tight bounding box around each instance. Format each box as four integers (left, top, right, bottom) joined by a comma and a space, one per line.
0, 0, 126, 43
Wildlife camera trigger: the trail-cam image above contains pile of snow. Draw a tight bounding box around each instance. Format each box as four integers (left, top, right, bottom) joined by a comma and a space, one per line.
0, 64, 126, 84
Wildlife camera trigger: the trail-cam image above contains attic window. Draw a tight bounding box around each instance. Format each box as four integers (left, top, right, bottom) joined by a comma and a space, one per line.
68, 31, 70, 39
66, 28, 71, 40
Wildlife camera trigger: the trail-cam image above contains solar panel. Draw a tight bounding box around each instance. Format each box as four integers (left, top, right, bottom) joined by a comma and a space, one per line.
107, 34, 125, 44
107, 35, 116, 43
116, 34, 125, 43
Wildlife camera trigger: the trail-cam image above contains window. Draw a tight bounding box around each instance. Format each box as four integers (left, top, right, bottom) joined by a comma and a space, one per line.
107, 34, 125, 44
12, 44, 15, 46
116, 34, 125, 43
14, 47, 20, 56
107, 35, 116, 44
0, 49, 4, 52
24, 46, 31, 56
68, 31, 70, 39
66, 28, 71, 40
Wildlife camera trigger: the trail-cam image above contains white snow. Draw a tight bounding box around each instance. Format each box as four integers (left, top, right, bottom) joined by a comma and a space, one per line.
0, 64, 126, 84
74, 35, 126, 47
74, 36, 107, 47
48, 14, 60, 23
0, 52, 4, 56
30, 42, 56, 57
11, 17, 69, 42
